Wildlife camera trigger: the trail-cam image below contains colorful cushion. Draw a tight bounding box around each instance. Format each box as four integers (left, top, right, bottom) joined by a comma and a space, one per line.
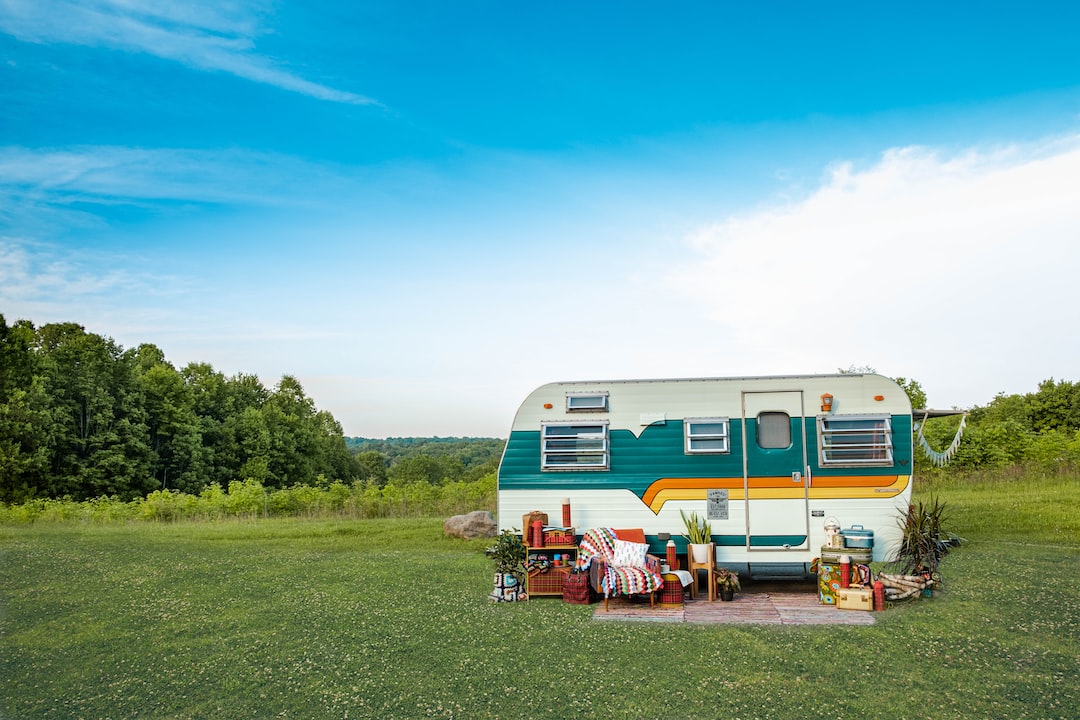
612, 539, 648, 568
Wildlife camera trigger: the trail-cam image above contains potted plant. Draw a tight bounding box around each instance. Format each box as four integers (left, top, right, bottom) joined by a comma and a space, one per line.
893, 496, 963, 596
680, 510, 712, 564
714, 567, 740, 601
485, 529, 528, 602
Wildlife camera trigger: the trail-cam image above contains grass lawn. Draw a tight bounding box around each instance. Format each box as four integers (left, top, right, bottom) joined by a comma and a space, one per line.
2, 476, 1079, 719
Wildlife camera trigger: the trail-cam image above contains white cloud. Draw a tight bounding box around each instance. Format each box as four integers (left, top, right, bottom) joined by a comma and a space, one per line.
0, 0, 377, 105
669, 133, 1080, 408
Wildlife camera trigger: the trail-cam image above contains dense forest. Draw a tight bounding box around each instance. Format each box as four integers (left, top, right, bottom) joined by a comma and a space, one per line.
3, 313, 1078, 510
0, 314, 373, 502
0, 315, 508, 505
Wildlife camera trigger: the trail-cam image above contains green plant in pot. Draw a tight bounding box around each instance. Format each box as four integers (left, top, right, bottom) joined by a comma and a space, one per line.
714, 567, 740, 601
680, 510, 712, 564
894, 495, 963, 581
485, 529, 528, 602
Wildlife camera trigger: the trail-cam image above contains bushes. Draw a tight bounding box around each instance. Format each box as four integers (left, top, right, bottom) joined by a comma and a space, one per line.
0, 474, 497, 525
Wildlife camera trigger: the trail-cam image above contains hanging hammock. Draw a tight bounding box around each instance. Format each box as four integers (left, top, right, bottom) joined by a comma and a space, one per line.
915, 412, 967, 466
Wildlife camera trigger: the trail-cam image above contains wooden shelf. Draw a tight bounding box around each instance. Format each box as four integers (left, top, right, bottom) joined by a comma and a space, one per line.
525, 545, 579, 596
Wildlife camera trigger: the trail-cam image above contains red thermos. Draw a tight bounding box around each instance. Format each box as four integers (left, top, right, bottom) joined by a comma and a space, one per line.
873, 580, 885, 611
561, 498, 571, 528
840, 555, 851, 589
531, 520, 545, 547
666, 540, 677, 569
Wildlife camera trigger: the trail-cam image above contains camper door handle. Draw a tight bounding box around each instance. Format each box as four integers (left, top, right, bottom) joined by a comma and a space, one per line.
792, 471, 801, 483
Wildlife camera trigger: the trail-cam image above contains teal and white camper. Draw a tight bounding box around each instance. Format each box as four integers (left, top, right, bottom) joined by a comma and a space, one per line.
497, 373, 914, 576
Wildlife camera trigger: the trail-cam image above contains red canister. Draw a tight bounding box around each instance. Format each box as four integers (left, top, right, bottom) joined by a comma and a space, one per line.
873, 580, 885, 611
531, 520, 545, 547
561, 498, 571, 528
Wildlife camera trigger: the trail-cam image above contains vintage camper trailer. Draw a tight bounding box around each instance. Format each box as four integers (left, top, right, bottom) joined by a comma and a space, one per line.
497, 374, 913, 576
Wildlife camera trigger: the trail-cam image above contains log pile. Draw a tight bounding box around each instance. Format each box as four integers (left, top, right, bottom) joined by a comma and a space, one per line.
878, 572, 935, 600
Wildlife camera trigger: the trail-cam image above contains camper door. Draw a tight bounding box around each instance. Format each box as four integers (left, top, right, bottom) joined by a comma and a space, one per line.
742, 390, 810, 551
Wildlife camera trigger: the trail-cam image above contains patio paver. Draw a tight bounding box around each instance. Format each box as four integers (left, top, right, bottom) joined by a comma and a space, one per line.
591, 585, 875, 625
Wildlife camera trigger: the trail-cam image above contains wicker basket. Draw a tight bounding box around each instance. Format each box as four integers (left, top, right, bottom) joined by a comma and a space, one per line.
522, 511, 548, 537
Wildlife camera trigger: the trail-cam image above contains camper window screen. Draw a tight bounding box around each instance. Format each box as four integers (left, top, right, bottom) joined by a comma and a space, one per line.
756, 412, 792, 449
685, 418, 730, 454
566, 392, 609, 412
819, 415, 893, 466
541, 422, 609, 470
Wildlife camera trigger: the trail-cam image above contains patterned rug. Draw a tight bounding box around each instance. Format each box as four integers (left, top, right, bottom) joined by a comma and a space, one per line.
591, 591, 875, 625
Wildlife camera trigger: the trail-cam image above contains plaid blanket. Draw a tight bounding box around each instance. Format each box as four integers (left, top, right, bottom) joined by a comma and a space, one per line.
578, 527, 664, 598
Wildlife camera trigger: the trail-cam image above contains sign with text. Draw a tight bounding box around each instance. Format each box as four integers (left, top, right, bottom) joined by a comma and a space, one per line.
706, 489, 729, 521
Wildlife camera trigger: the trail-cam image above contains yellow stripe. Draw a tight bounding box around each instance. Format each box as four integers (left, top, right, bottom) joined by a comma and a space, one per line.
644, 475, 910, 514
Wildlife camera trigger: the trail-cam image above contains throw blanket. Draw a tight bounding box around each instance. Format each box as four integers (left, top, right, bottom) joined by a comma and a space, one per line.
578, 527, 617, 568
578, 527, 663, 598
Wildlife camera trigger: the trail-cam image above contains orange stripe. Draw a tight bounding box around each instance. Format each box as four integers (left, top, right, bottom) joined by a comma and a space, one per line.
641, 474, 898, 506
641, 475, 909, 514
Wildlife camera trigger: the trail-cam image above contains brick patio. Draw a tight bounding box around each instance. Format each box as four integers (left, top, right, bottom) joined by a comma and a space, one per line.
591, 579, 876, 625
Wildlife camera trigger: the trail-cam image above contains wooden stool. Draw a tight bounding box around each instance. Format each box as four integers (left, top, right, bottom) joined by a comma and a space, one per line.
685, 543, 716, 600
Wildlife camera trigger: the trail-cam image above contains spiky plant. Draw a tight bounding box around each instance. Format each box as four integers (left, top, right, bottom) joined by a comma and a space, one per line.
894, 496, 964, 576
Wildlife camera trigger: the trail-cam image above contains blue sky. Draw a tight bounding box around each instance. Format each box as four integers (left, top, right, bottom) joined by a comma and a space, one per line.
3, 1, 1080, 437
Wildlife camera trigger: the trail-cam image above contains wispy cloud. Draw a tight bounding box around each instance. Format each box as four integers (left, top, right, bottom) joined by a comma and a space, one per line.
0, 235, 188, 333
0, 145, 337, 204
0, 0, 378, 105
668, 133, 1080, 406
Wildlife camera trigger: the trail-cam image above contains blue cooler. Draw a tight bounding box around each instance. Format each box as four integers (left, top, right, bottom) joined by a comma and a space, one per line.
842, 524, 874, 549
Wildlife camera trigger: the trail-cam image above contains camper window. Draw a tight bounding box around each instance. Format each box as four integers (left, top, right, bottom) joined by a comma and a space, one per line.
756, 412, 792, 449
541, 422, 610, 470
565, 392, 609, 412
684, 418, 730, 454
819, 415, 893, 466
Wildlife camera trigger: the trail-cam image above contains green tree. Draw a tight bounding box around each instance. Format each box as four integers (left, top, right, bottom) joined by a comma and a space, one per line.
355, 450, 390, 485
1027, 378, 1080, 434
893, 377, 927, 412
131, 346, 205, 493
34, 323, 153, 498
0, 377, 53, 501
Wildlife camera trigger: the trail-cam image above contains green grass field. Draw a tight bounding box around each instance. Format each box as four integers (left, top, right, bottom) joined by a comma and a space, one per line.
3, 475, 1079, 719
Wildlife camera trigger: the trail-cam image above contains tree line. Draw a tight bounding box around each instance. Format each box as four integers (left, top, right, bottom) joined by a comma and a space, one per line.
346, 437, 504, 487
918, 377, 1080, 473
2, 312, 1075, 507
0, 315, 363, 502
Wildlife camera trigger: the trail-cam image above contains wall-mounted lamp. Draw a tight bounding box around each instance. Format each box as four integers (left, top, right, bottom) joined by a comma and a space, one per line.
820, 393, 834, 412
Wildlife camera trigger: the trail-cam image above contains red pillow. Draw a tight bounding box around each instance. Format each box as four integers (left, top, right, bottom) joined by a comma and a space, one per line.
613, 528, 646, 543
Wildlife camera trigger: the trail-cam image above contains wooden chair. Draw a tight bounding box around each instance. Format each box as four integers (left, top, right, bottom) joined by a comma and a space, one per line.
579, 528, 664, 610
686, 542, 716, 600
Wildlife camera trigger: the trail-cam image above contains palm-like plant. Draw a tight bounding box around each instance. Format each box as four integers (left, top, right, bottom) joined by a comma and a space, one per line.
680, 510, 712, 544
894, 496, 963, 576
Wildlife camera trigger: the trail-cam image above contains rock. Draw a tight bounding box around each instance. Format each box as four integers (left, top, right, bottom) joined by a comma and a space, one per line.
444, 510, 498, 539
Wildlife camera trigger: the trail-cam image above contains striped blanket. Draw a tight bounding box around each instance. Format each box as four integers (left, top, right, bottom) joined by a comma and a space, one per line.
578, 527, 664, 598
